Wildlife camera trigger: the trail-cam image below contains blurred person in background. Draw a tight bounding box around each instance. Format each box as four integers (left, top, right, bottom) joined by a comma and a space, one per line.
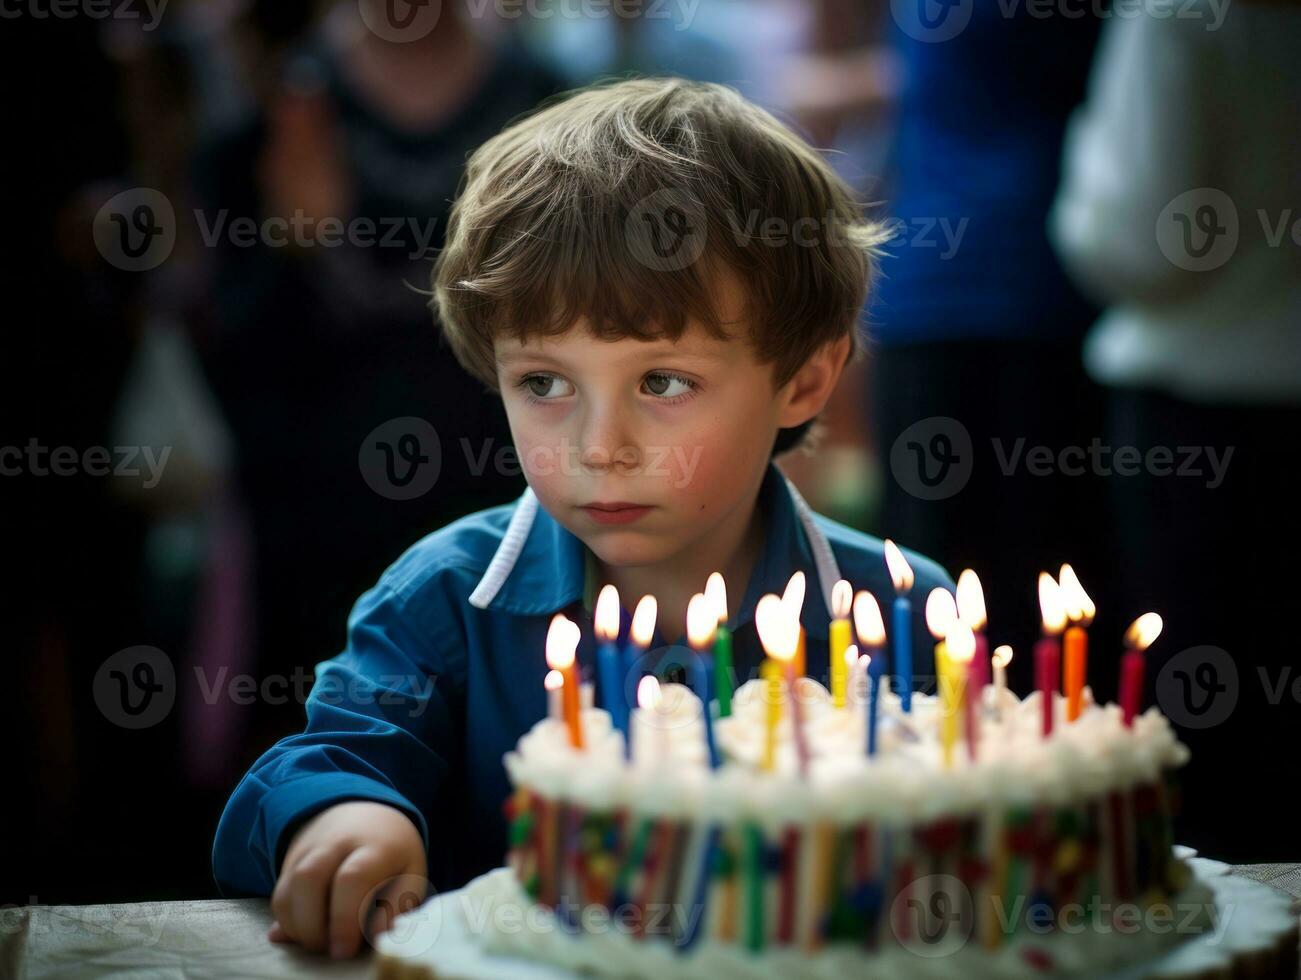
782, 2, 1109, 681
192, 0, 561, 757
1051, 0, 1301, 861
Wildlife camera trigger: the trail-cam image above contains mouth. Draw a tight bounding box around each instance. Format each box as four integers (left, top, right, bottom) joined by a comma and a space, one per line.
580, 502, 655, 526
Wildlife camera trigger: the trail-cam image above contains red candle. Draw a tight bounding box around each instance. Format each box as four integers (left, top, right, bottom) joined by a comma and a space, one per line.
1120, 613, 1163, 728
1036, 573, 1067, 738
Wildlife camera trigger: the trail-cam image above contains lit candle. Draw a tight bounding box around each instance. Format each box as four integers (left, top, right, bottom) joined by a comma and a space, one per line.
991, 645, 1013, 722
829, 580, 853, 708
956, 569, 990, 700
624, 596, 658, 760
595, 584, 626, 739
635, 676, 670, 765
545, 668, 563, 721
1120, 613, 1162, 728
686, 592, 722, 769
781, 572, 807, 679
1035, 573, 1067, 739
944, 619, 976, 768
852, 591, 887, 755
1059, 564, 1096, 723
706, 573, 734, 718
884, 540, 916, 712
756, 593, 808, 776
546, 613, 584, 749
925, 588, 958, 755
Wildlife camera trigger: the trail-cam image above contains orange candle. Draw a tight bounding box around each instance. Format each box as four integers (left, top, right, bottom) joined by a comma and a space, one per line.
1059, 564, 1096, 722
546, 614, 583, 748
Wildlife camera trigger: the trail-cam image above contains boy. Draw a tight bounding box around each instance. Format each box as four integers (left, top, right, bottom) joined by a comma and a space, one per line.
212, 77, 952, 959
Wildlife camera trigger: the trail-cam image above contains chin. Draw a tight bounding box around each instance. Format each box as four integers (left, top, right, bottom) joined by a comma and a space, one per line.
582, 531, 675, 569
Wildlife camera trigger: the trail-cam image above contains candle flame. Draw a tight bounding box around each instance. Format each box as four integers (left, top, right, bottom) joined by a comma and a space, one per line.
545, 613, 580, 670
705, 572, 728, 625
992, 645, 1014, 668
831, 579, 853, 620
955, 569, 987, 631
925, 588, 958, 640
637, 675, 662, 711
686, 592, 716, 649
781, 570, 806, 619
845, 643, 859, 667
1125, 612, 1163, 651
884, 539, 915, 593
756, 593, 798, 663
945, 619, 976, 663
544, 669, 564, 692
630, 595, 657, 647
852, 590, 886, 646
594, 584, 620, 641
1038, 572, 1068, 635
1058, 564, 1096, 626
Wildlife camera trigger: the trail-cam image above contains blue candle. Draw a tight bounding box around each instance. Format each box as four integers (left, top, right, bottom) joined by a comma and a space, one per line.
868, 651, 885, 756
686, 593, 722, 769
594, 585, 628, 744
883, 541, 916, 714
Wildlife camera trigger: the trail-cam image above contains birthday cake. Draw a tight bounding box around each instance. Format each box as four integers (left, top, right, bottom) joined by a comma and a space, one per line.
375, 575, 1299, 979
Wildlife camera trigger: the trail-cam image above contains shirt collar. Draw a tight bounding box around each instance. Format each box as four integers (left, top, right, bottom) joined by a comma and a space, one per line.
479, 461, 836, 642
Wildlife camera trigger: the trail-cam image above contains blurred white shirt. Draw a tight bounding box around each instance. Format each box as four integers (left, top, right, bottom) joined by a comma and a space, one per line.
1051, 0, 1301, 404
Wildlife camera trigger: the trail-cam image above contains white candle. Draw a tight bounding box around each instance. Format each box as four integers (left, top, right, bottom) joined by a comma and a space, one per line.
992, 645, 1013, 721
545, 669, 564, 721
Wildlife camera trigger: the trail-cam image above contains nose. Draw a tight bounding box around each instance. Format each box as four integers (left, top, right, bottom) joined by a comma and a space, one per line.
577, 402, 642, 473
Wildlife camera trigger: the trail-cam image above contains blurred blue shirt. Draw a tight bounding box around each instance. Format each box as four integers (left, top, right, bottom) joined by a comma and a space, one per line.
212, 461, 952, 894
870, 4, 1102, 345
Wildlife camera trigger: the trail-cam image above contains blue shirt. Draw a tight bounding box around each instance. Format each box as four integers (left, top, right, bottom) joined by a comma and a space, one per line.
212, 462, 953, 895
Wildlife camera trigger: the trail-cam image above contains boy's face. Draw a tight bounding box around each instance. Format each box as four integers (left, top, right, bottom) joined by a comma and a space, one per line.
493, 280, 788, 569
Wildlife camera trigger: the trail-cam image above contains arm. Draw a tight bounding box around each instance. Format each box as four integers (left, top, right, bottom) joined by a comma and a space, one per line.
212, 571, 467, 953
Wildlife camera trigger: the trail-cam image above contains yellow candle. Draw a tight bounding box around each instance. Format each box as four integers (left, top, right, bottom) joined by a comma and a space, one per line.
761, 657, 782, 771
546, 614, 583, 749
992, 645, 1013, 722
829, 580, 853, 708
944, 621, 975, 769
782, 572, 806, 678
756, 593, 800, 773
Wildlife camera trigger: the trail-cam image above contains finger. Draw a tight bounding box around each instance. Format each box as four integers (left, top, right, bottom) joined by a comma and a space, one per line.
286, 846, 345, 953
327, 846, 391, 959
267, 920, 291, 944
364, 865, 428, 947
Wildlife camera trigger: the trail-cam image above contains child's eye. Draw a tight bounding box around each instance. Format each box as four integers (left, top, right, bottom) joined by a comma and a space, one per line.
517, 373, 574, 401
642, 371, 698, 402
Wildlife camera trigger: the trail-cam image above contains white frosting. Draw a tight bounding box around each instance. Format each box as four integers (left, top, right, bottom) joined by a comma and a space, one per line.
504, 681, 1189, 829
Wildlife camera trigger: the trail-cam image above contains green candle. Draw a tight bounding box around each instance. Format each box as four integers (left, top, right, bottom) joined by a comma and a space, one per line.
706, 573, 734, 717
714, 625, 734, 718
744, 823, 765, 952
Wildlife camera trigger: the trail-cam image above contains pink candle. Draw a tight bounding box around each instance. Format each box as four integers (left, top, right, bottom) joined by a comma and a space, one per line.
1120, 613, 1163, 728
956, 570, 990, 704
1036, 573, 1067, 739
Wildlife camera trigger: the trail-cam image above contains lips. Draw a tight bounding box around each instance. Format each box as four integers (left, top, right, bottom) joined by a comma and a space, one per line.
581, 502, 654, 526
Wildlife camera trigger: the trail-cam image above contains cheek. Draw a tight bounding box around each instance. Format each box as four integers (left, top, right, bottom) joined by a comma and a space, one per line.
654, 410, 769, 503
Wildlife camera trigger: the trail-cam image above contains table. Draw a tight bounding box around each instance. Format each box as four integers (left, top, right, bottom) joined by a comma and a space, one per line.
6, 865, 1300, 980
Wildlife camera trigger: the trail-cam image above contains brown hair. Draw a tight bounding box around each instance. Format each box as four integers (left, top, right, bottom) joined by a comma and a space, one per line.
431, 77, 888, 450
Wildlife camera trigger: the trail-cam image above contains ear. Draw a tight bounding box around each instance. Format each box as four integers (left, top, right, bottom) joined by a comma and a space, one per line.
775, 334, 853, 429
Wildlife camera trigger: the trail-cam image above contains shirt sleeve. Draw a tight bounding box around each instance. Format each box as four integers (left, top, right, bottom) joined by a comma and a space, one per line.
211, 576, 465, 897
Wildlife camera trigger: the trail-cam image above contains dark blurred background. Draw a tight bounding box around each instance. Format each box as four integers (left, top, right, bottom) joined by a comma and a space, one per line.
6, 0, 1298, 906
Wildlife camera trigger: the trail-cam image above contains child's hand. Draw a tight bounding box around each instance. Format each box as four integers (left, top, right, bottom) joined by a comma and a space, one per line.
267, 800, 426, 959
